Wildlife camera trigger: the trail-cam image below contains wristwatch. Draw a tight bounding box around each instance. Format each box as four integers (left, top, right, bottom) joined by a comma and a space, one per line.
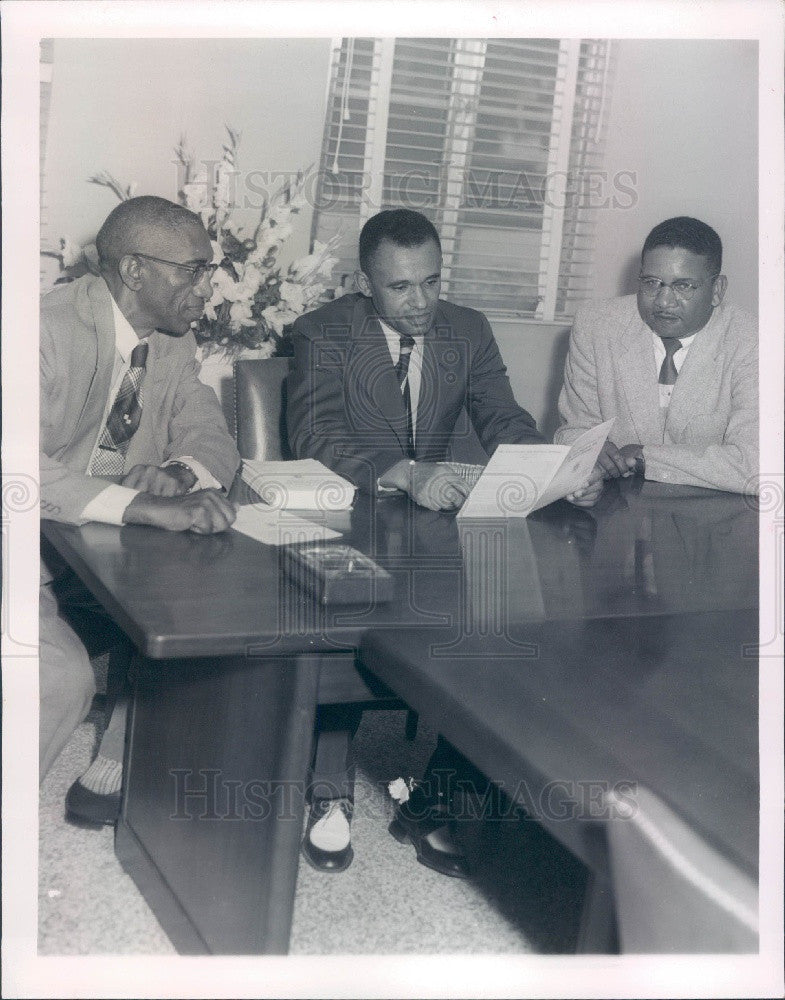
165, 460, 197, 483
634, 451, 646, 477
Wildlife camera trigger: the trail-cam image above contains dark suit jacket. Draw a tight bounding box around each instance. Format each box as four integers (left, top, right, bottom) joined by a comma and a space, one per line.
287, 293, 543, 489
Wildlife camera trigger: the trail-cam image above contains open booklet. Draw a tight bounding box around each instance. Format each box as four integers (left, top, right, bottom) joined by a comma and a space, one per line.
456, 419, 614, 520
232, 504, 344, 546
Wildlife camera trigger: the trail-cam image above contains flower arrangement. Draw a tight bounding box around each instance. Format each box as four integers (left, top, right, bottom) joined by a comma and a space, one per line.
44, 126, 341, 359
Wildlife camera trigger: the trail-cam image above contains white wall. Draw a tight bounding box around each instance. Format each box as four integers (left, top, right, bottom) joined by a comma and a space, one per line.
43, 38, 758, 439
592, 39, 758, 314
492, 38, 758, 438
44, 38, 332, 261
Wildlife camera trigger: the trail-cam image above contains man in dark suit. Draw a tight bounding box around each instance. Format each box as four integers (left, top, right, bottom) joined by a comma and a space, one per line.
41, 196, 240, 819
287, 209, 601, 877
287, 209, 554, 506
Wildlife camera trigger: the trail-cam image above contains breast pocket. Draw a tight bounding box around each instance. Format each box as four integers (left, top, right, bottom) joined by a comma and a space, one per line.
682, 411, 729, 446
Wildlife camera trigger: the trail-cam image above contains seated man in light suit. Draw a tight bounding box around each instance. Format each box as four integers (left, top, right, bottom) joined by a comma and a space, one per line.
41, 196, 240, 821
555, 216, 758, 494
287, 208, 601, 877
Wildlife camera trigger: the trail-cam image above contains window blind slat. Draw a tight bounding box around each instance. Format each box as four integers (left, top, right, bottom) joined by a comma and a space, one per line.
313, 36, 613, 321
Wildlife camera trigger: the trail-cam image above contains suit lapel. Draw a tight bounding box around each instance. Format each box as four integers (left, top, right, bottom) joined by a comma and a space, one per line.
616, 312, 664, 443
415, 303, 463, 457
665, 307, 724, 437
68, 277, 119, 453
349, 297, 409, 452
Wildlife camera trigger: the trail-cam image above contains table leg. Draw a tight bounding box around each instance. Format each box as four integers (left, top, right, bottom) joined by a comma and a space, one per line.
576, 871, 618, 952
115, 652, 320, 954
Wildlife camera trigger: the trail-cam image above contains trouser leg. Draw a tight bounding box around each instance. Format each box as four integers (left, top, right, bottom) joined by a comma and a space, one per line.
46, 553, 134, 766
94, 692, 129, 763
308, 703, 362, 802
39, 582, 96, 781
420, 734, 468, 806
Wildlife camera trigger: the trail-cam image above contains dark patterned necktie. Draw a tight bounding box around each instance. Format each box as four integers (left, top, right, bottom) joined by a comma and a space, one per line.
395, 334, 416, 459
89, 340, 149, 477
658, 338, 682, 385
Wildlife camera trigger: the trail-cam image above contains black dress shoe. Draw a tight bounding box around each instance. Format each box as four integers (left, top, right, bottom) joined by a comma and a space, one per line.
65, 779, 121, 827
300, 798, 354, 873
389, 802, 471, 879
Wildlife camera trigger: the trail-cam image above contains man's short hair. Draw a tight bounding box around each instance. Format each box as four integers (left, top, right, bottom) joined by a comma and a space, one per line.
642, 216, 723, 274
358, 209, 441, 272
95, 196, 203, 272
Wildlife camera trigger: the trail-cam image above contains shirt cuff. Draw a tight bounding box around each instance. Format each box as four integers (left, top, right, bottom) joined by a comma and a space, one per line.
164, 456, 221, 491
80, 484, 140, 526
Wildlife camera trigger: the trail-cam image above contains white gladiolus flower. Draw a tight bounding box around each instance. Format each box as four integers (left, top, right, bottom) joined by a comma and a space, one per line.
319, 255, 339, 278
183, 173, 210, 213
229, 300, 255, 329
279, 281, 305, 311
60, 237, 84, 268
211, 265, 240, 302
269, 203, 292, 226
238, 265, 264, 298
252, 339, 277, 359
271, 222, 292, 244
261, 304, 286, 335
214, 161, 236, 213
289, 253, 317, 280
248, 227, 280, 262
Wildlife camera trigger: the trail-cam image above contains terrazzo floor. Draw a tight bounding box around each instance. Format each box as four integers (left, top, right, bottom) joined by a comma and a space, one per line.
39, 696, 585, 956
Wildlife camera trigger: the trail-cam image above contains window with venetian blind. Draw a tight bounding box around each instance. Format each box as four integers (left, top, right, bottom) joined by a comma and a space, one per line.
311, 37, 615, 322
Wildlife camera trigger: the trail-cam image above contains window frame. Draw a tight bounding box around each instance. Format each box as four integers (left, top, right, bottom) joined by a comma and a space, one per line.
313, 36, 613, 325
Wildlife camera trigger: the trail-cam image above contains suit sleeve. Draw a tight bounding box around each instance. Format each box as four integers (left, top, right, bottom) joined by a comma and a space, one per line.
642, 334, 759, 494
40, 313, 111, 525
286, 317, 392, 491
553, 307, 604, 446
467, 314, 544, 451
164, 350, 240, 491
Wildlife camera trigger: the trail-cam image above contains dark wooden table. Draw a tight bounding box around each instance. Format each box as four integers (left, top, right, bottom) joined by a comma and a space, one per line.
41, 477, 759, 954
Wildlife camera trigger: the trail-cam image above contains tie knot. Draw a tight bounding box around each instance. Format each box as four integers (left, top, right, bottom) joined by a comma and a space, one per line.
663, 338, 682, 359
130, 341, 149, 368
399, 334, 415, 353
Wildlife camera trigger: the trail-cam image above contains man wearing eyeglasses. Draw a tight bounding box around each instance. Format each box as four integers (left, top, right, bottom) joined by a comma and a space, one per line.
40, 196, 240, 810
554, 216, 758, 494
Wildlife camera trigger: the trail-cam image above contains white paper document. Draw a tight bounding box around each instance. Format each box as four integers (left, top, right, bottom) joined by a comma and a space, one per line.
457, 419, 614, 520
232, 503, 343, 546
241, 459, 355, 511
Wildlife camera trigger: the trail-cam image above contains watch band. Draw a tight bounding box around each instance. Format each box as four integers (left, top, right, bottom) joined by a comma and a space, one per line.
165, 460, 196, 479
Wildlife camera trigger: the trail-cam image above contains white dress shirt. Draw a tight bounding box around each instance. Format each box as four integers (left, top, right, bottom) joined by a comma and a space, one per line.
378, 318, 424, 438
81, 296, 220, 525
651, 330, 696, 409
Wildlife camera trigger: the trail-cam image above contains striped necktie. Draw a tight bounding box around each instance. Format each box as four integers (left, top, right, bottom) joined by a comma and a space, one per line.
89, 340, 149, 477
395, 334, 416, 459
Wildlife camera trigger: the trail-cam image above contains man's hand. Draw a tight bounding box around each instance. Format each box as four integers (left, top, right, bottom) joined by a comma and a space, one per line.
566, 477, 604, 508
380, 460, 471, 511
596, 440, 638, 479
122, 463, 197, 496
617, 444, 644, 474
123, 489, 237, 534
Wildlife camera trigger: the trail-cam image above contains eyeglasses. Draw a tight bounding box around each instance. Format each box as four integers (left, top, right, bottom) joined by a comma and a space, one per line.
132, 252, 220, 286
638, 274, 718, 301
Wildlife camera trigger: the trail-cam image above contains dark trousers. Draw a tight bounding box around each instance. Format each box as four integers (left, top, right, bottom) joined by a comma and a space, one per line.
308, 703, 476, 810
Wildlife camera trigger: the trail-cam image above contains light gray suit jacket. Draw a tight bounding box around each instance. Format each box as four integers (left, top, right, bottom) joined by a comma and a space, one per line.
554, 295, 758, 494
41, 274, 240, 525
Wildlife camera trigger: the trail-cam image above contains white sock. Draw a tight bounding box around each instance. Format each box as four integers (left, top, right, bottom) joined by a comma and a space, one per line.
79, 755, 122, 795
309, 800, 351, 851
